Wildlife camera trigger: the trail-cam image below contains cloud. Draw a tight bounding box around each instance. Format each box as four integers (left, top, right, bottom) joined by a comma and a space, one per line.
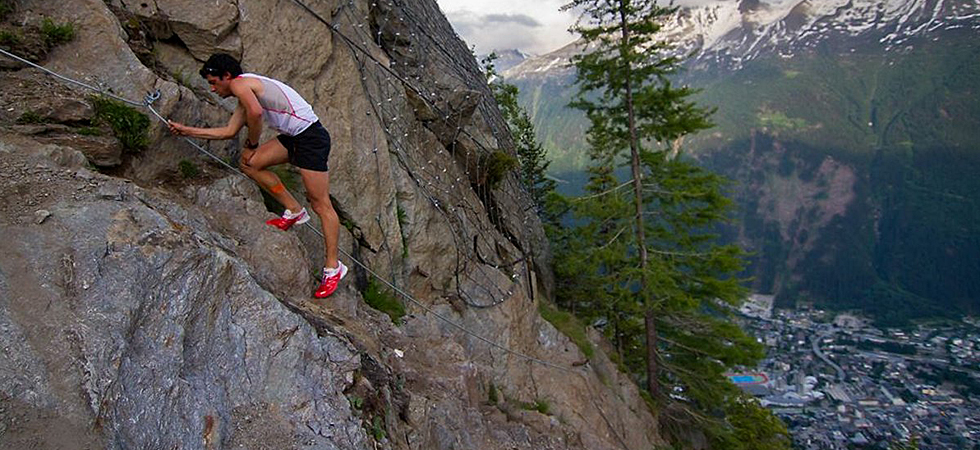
445, 10, 551, 53
483, 13, 542, 28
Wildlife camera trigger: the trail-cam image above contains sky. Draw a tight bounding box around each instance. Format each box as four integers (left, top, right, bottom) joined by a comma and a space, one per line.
435, 0, 720, 56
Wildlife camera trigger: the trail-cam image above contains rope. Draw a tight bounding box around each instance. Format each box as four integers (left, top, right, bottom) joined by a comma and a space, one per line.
0, 47, 577, 375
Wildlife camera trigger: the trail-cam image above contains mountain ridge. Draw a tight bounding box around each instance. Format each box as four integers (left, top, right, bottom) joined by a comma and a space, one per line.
504, 0, 980, 79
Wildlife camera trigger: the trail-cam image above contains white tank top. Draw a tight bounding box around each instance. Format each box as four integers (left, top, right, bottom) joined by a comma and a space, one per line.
239, 73, 318, 136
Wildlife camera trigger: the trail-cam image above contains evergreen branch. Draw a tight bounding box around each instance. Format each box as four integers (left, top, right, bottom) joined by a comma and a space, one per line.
573, 180, 632, 201
642, 185, 712, 198
659, 336, 713, 357
646, 247, 711, 258
599, 226, 629, 250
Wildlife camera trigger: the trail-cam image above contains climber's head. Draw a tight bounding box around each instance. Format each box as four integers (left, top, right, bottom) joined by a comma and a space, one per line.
200, 53, 242, 98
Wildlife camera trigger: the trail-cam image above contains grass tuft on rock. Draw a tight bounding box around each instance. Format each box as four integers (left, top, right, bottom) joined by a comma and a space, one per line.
76, 126, 103, 136
396, 205, 409, 258
0, 29, 20, 46
40, 18, 74, 46
483, 150, 518, 189
363, 277, 406, 325
91, 95, 149, 152
16, 110, 45, 124
487, 382, 499, 405
521, 398, 551, 415
178, 159, 199, 179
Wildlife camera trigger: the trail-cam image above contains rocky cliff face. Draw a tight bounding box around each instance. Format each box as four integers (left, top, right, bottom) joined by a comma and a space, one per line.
0, 0, 660, 448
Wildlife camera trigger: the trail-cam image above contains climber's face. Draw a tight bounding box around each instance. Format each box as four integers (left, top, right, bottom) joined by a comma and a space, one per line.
205, 74, 234, 98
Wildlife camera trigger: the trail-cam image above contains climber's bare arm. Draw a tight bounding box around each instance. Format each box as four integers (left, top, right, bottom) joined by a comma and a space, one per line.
168, 104, 247, 140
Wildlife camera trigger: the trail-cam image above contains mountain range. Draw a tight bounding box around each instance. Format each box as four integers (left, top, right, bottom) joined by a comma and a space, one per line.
502, 0, 980, 324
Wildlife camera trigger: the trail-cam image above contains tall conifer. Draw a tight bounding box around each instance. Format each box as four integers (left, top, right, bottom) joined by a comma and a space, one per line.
558, 0, 790, 446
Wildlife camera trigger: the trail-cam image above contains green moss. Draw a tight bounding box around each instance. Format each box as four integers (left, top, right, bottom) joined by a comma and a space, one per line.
340, 218, 356, 233
16, 110, 45, 124
91, 95, 149, 152
178, 159, 199, 178
40, 18, 74, 46
363, 277, 406, 325
538, 301, 594, 359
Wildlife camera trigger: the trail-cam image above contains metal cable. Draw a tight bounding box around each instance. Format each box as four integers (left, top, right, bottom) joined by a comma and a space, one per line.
333, 4, 520, 308
0, 48, 144, 107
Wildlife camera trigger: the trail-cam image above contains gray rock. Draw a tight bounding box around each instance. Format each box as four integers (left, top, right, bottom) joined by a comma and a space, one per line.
0, 137, 367, 450
34, 209, 51, 224
37, 134, 124, 167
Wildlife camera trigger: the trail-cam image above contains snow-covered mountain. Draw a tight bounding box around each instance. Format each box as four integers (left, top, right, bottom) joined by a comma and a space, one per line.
504, 0, 980, 78
480, 48, 534, 73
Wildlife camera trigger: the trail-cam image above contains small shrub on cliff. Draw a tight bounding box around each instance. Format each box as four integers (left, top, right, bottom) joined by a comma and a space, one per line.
17, 110, 46, 124
348, 395, 364, 411
482, 150, 518, 189
178, 159, 199, 179
370, 416, 386, 441
521, 398, 551, 415
487, 382, 499, 405
362, 277, 406, 325
91, 95, 149, 152
40, 18, 74, 46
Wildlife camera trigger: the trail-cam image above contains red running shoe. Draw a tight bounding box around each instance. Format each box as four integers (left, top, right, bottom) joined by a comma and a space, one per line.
265, 208, 310, 231
315, 262, 348, 298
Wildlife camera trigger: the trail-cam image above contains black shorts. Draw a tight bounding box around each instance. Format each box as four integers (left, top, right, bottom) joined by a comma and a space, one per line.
277, 121, 331, 172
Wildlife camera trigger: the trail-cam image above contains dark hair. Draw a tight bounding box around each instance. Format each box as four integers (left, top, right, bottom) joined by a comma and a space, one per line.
199, 53, 242, 79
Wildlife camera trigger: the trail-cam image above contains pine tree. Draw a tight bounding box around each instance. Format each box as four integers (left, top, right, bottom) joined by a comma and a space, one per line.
562, 0, 714, 398
557, 0, 789, 446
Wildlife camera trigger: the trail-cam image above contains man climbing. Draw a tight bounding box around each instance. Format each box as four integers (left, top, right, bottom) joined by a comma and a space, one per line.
168, 53, 346, 298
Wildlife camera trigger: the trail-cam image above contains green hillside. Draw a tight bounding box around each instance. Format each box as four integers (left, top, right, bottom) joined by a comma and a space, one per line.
691, 34, 980, 159
513, 33, 980, 324
516, 76, 589, 172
